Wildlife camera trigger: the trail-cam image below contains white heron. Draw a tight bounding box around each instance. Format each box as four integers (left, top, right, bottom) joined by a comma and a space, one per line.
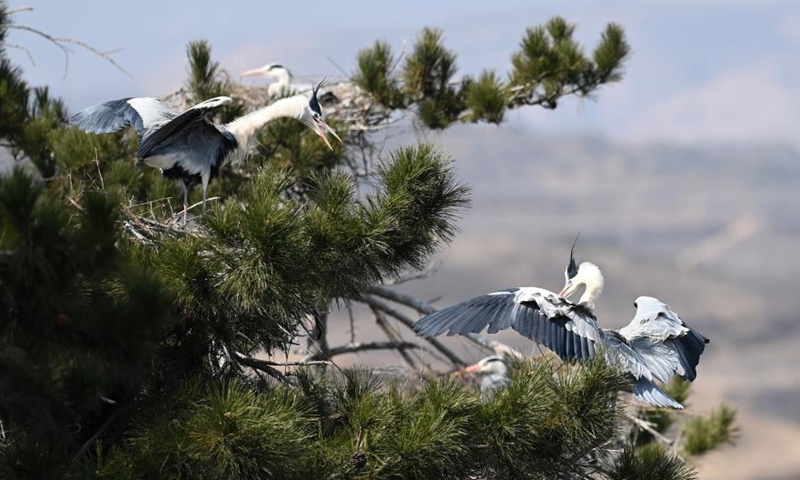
414, 239, 709, 409
70, 83, 341, 223
457, 355, 511, 399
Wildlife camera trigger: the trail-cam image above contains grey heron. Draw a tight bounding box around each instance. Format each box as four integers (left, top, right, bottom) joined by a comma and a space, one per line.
457, 355, 510, 399
414, 240, 709, 409
70, 83, 341, 223
241, 63, 337, 103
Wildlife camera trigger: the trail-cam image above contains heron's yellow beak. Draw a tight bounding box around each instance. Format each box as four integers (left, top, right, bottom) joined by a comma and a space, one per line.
241, 67, 267, 78
315, 120, 342, 151
456, 363, 483, 375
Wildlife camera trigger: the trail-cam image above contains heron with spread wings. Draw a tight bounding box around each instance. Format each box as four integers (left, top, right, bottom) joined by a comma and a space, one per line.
70, 82, 341, 223
414, 239, 709, 409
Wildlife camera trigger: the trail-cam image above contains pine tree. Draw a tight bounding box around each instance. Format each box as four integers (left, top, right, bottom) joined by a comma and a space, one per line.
0, 3, 736, 479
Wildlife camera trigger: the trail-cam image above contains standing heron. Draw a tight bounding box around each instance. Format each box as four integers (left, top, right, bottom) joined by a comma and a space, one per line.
457, 355, 510, 399
70, 82, 341, 223
414, 239, 709, 409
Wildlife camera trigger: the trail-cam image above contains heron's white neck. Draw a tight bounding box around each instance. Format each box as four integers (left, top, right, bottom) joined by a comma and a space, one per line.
271, 68, 292, 86
224, 95, 307, 151
576, 262, 604, 310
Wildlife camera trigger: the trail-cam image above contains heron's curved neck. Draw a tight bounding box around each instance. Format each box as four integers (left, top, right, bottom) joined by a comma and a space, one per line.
224, 96, 305, 148
577, 263, 604, 311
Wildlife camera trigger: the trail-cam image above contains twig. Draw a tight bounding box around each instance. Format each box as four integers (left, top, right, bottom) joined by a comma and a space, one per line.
304, 341, 421, 362
8, 6, 34, 15
94, 148, 105, 190
8, 24, 130, 78
72, 407, 127, 463
626, 413, 674, 446
357, 295, 466, 368
371, 306, 418, 370
232, 351, 291, 383
7, 43, 35, 65
384, 261, 442, 286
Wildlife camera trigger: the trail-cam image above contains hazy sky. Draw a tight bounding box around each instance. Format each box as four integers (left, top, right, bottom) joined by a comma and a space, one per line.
5, 0, 800, 146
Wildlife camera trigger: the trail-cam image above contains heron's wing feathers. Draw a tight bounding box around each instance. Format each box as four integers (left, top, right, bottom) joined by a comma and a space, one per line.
139, 96, 232, 158
632, 377, 684, 409
619, 296, 709, 382
70, 97, 175, 138
413, 287, 601, 359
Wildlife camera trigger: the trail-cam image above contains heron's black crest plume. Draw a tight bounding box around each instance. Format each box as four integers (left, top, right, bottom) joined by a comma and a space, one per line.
567, 232, 580, 279
309, 78, 325, 116
268, 64, 285, 70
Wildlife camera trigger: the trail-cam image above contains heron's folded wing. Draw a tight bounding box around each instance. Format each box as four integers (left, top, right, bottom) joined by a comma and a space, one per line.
70, 97, 175, 137
139, 96, 232, 157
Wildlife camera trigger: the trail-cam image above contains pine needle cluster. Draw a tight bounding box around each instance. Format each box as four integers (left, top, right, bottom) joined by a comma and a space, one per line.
354, 18, 630, 128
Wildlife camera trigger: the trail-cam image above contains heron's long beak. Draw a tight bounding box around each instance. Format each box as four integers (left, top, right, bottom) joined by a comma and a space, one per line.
241, 67, 268, 78
558, 284, 573, 298
315, 120, 342, 151
456, 363, 483, 375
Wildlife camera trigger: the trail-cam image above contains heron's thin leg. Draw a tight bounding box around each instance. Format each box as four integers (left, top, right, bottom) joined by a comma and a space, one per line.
201, 171, 210, 213
182, 182, 189, 225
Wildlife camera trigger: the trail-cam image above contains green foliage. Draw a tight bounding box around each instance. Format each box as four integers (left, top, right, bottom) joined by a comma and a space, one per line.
682, 405, 738, 456
609, 444, 697, 480
141, 144, 468, 357
0, 169, 175, 478
464, 70, 507, 124
354, 19, 629, 129
509, 18, 629, 108
354, 40, 406, 109
185, 39, 244, 122
96, 359, 631, 480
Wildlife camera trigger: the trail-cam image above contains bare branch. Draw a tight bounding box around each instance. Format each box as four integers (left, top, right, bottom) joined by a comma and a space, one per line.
8, 24, 131, 78
371, 305, 419, 370
231, 351, 291, 383
6, 43, 35, 65
304, 341, 421, 362
626, 413, 674, 446
357, 295, 466, 368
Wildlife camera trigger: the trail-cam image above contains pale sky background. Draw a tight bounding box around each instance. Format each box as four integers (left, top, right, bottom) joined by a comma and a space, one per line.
5, 0, 800, 147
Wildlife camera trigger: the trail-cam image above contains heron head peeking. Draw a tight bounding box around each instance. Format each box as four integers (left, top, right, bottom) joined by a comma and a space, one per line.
241, 63, 291, 80
298, 79, 342, 151
458, 355, 508, 377
558, 234, 604, 309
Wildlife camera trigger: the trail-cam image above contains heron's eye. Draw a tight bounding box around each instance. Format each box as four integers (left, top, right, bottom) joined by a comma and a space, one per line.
312, 112, 321, 121
633, 301, 638, 308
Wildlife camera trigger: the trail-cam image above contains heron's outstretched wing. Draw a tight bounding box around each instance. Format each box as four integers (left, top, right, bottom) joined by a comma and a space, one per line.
70, 97, 176, 138
619, 296, 709, 382
602, 330, 684, 408
413, 287, 601, 359
139, 96, 233, 158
